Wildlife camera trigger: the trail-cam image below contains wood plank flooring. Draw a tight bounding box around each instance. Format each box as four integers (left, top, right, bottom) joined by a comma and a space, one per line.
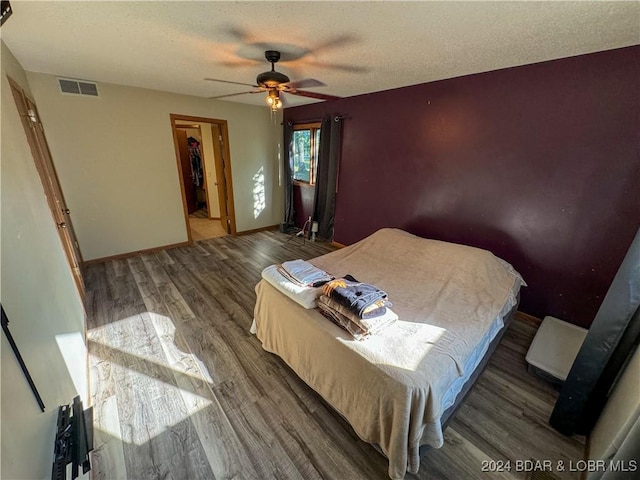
85, 231, 585, 480
188, 208, 228, 241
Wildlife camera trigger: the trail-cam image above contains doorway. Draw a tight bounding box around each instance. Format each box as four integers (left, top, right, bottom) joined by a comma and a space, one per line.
170, 114, 236, 242
8, 76, 86, 298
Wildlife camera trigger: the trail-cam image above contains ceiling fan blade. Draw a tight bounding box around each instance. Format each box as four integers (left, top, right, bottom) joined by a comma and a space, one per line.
209, 90, 262, 100
289, 89, 341, 101
281, 78, 325, 89
204, 77, 258, 88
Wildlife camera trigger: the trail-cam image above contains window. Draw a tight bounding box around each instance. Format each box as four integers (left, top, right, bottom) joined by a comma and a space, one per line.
292, 123, 321, 185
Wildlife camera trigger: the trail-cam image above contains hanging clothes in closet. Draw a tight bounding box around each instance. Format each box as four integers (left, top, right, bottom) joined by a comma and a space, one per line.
187, 136, 204, 187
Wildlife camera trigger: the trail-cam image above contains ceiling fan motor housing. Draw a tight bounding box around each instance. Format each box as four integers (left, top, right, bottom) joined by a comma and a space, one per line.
256, 70, 290, 88
257, 50, 291, 87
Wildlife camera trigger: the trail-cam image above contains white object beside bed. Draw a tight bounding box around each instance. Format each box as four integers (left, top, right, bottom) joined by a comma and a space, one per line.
526, 315, 587, 382
253, 228, 524, 479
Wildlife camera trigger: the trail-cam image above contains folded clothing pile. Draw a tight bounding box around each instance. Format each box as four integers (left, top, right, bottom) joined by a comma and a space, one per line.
317, 275, 397, 340
260, 263, 397, 340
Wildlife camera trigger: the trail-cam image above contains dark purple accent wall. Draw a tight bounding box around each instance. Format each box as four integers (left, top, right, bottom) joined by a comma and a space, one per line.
285, 46, 640, 328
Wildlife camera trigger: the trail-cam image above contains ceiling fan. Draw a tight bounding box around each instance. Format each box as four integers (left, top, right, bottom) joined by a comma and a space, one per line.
205, 50, 341, 111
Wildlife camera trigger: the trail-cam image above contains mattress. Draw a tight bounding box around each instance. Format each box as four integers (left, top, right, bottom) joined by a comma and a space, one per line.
441, 312, 504, 411
253, 228, 524, 479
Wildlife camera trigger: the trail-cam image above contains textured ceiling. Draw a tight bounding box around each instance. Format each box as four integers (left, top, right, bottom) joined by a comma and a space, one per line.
3, 1, 639, 108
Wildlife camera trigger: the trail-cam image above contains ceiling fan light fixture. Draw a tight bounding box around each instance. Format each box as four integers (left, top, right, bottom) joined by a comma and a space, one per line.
266, 90, 282, 111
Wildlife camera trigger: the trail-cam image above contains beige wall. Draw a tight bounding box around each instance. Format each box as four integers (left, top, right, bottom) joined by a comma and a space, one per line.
26, 72, 284, 260
1, 41, 88, 480
589, 344, 640, 461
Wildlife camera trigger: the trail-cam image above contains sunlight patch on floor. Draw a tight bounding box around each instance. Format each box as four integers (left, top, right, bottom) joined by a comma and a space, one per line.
89, 313, 216, 445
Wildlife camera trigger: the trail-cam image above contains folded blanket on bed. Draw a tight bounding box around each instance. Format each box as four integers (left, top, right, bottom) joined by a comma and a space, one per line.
261, 265, 322, 309
317, 295, 398, 340
322, 275, 389, 318
281, 259, 334, 287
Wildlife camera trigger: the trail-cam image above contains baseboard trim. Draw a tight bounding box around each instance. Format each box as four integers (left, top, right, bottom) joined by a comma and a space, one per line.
331, 241, 346, 248
236, 224, 279, 236
516, 310, 543, 327
83, 241, 190, 265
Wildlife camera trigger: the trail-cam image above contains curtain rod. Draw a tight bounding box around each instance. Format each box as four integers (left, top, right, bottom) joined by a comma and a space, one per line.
283, 115, 345, 126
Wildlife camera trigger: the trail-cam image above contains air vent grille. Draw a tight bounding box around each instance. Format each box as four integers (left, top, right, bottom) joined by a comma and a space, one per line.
58, 78, 99, 97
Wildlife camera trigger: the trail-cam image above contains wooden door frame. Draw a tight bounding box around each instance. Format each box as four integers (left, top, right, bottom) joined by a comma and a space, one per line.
169, 114, 236, 241
7, 76, 86, 299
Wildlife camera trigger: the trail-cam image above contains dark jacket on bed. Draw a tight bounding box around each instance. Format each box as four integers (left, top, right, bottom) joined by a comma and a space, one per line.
322, 275, 388, 318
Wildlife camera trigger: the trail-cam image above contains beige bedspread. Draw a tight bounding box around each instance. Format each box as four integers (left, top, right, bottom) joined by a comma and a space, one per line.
254, 228, 523, 479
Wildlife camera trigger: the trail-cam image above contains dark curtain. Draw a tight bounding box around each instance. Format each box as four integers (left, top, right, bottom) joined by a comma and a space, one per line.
312, 115, 343, 240
550, 227, 640, 436
283, 121, 295, 229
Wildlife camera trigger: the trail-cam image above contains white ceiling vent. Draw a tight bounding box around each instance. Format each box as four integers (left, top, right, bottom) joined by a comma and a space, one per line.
58, 78, 99, 97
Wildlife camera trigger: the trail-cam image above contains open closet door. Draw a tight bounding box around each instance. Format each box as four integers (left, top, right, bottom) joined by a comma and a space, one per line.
211, 123, 232, 234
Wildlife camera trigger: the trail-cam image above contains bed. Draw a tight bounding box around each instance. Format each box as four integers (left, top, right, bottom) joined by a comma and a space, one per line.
253, 228, 524, 479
